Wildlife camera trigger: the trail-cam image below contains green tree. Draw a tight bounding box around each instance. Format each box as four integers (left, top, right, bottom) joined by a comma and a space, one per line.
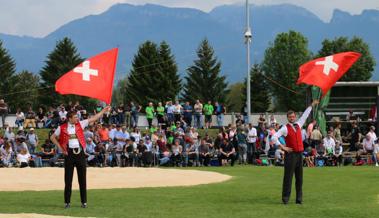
183, 39, 228, 103
0, 40, 16, 109
11, 71, 40, 110
242, 64, 271, 113
39, 37, 85, 106
317, 36, 376, 81
262, 31, 311, 111
125, 41, 181, 105
226, 82, 244, 113
112, 78, 128, 106
158, 41, 181, 100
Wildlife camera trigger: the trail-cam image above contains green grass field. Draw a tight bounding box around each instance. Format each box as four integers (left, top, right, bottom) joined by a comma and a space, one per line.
0, 166, 378, 218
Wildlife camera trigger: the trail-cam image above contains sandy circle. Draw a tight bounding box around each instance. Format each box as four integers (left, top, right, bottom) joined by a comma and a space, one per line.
0, 167, 231, 191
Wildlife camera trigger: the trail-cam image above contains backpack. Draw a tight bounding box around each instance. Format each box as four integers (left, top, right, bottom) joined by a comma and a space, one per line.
316, 159, 324, 167
344, 157, 352, 166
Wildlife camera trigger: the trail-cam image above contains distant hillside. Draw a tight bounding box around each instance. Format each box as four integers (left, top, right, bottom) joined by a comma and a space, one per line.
1, 3, 378, 82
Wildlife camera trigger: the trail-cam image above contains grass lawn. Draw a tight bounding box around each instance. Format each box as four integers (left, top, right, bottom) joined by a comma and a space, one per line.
0, 166, 378, 218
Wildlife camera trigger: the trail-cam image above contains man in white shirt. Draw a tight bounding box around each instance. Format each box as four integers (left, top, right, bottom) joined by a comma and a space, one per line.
271, 99, 319, 205
59, 107, 68, 122
114, 125, 127, 166
323, 130, 336, 156
50, 106, 110, 209
367, 126, 377, 142
359, 134, 375, 157
194, 100, 203, 129
247, 123, 257, 163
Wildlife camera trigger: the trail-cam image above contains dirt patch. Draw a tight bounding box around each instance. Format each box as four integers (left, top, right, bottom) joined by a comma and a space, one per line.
0, 167, 231, 191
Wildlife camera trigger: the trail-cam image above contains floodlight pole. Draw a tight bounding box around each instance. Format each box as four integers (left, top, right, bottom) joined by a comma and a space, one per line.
245, 0, 252, 123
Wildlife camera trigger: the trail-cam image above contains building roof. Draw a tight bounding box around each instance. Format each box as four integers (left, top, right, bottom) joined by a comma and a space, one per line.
335, 81, 379, 87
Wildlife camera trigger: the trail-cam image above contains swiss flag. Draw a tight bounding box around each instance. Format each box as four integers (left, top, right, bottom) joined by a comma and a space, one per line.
55, 48, 118, 104
297, 52, 361, 96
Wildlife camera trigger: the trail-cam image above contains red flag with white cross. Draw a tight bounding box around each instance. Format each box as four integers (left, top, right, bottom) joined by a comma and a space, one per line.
297, 52, 361, 97
55, 48, 118, 104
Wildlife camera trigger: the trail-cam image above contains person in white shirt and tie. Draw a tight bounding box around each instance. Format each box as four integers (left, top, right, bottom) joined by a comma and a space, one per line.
51, 106, 110, 209
271, 99, 319, 205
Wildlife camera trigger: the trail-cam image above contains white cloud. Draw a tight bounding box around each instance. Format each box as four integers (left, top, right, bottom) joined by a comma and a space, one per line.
0, 0, 378, 37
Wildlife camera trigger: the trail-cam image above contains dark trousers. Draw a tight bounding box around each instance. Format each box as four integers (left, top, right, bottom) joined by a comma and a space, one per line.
64, 148, 87, 204
184, 116, 192, 127
199, 154, 210, 166
282, 152, 303, 203
0, 113, 5, 128
147, 118, 153, 129
218, 153, 236, 166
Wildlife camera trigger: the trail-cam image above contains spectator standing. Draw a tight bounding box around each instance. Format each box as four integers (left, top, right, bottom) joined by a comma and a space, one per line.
117, 104, 125, 125
269, 115, 277, 126
183, 102, 193, 127
333, 123, 342, 144
310, 126, 323, 148
203, 101, 214, 129
237, 129, 248, 164
130, 102, 141, 128
247, 123, 257, 163
145, 102, 155, 129
59, 107, 68, 123
173, 101, 182, 123
214, 102, 225, 127
124, 103, 131, 128
156, 102, 165, 127
194, 100, 203, 129
333, 142, 343, 166
349, 122, 360, 151
0, 99, 8, 129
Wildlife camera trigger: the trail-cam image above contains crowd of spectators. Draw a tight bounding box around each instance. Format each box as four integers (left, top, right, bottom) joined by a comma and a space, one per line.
0, 99, 378, 168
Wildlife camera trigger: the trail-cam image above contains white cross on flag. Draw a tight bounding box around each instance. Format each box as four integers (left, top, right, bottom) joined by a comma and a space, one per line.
297, 52, 361, 97
55, 48, 118, 104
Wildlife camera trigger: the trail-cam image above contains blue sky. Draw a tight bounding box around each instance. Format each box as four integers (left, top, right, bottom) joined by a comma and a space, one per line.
0, 0, 378, 37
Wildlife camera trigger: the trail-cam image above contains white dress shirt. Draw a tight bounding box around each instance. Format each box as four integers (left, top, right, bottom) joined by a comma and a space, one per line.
247, 127, 257, 143
54, 120, 89, 148
272, 106, 312, 146
323, 137, 335, 153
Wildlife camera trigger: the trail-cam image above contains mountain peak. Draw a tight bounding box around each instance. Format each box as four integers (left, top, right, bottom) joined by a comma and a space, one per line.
2, 3, 378, 81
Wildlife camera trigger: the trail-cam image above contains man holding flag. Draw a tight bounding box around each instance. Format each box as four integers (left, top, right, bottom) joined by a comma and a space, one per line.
51, 48, 118, 208
272, 51, 361, 205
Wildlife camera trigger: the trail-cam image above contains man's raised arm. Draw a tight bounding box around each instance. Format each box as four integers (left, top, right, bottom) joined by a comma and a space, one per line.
88, 106, 111, 125
297, 100, 319, 128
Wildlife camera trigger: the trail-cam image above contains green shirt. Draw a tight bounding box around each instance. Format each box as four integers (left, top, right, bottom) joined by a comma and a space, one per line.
203, 104, 214, 115
168, 136, 174, 144
156, 106, 165, 116
170, 124, 177, 132
145, 106, 155, 119
150, 126, 158, 134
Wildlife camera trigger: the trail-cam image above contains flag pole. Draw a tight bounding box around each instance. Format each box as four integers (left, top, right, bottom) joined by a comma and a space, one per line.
245, 0, 252, 123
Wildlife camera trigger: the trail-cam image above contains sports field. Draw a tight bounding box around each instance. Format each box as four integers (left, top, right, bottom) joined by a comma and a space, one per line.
0, 166, 377, 218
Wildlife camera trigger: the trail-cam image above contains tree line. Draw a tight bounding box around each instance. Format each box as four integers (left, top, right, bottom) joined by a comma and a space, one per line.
0, 30, 375, 113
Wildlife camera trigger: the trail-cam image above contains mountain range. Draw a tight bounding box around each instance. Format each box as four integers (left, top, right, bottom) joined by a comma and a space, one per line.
1, 3, 379, 82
